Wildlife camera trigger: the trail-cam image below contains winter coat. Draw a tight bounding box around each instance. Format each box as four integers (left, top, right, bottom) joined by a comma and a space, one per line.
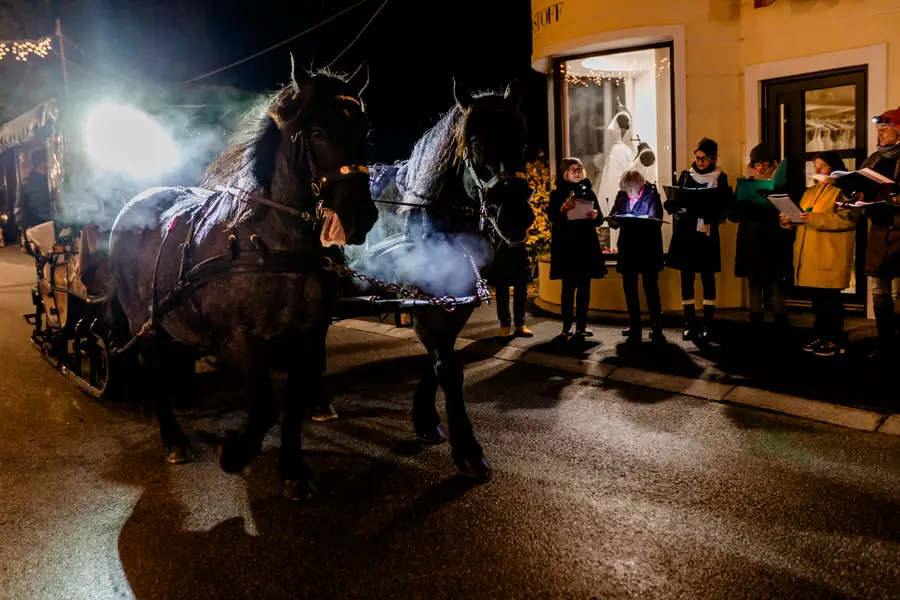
547, 178, 608, 281
664, 169, 733, 273
784, 182, 856, 289
859, 152, 900, 277
728, 182, 794, 281
608, 184, 663, 275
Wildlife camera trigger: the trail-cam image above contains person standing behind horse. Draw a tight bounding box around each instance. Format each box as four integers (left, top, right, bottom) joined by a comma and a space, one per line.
608, 170, 664, 343
664, 138, 734, 343
548, 157, 607, 339
489, 208, 536, 337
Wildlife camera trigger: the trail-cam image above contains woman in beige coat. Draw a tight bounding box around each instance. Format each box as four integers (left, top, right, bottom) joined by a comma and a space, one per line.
779, 151, 855, 357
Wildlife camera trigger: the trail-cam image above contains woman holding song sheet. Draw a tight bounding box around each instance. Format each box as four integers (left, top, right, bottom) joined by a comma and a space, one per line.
778, 151, 855, 357
548, 157, 607, 339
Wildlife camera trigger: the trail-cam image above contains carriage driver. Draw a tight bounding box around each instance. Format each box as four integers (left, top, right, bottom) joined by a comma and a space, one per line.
14, 148, 54, 246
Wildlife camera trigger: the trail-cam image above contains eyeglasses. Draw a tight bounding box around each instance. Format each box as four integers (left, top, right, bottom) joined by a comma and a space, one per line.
694, 154, 710, 161
567, 166, 584, 172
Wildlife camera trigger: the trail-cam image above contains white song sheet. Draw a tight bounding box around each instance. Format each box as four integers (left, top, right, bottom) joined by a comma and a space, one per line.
767, 194, 805, 223
567, 199, 595, 220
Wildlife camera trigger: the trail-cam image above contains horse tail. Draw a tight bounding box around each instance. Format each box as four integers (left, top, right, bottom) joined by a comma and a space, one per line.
103, 277, 133, 351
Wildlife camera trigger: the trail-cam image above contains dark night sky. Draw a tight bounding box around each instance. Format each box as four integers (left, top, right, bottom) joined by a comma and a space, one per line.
46, 0, 548, 164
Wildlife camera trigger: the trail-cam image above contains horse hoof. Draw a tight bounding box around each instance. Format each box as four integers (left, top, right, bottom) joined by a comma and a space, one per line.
166, 443, 194, 465
453, 453, 492, 480
217, 438, 260, 474
282, 478, 318, 501
415, 424, 447, 445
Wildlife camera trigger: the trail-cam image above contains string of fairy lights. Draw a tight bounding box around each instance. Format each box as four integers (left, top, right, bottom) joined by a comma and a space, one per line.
0, 36, 53, 61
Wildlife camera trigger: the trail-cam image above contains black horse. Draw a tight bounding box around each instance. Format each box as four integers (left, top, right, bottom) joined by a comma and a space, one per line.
342, 79, 535, 478
105, 64, 378, 500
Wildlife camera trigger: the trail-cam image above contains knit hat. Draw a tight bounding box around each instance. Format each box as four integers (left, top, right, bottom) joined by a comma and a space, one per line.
749, 143, 775, 165
814, 150, 845, 174
873, 107, 900, 130
559, 157, 583, 174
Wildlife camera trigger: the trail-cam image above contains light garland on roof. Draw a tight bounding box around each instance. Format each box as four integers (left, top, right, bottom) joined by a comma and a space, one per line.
0, 37, 53, 61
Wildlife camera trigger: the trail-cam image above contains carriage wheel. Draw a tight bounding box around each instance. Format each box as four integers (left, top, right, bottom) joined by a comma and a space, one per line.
89, 336, 111, 397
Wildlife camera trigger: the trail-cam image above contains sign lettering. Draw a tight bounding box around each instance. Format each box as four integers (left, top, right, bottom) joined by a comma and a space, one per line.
532, 2, 564, 37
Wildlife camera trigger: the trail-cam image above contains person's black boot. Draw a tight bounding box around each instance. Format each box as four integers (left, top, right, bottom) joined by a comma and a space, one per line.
700, 303, 715, 342
649, 323, 665, 343
682, 303, 697, 341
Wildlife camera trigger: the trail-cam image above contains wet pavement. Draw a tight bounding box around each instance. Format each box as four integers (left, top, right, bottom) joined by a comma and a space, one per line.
0, 247, 899, 599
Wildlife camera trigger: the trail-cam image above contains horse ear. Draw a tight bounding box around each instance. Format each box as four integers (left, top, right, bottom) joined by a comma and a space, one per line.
290, 53, 311, 93
504, 79, 522, 106
453, 78, 473, 110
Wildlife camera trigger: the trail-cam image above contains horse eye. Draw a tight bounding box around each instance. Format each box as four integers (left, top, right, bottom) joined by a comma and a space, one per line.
311, 129, 325, 140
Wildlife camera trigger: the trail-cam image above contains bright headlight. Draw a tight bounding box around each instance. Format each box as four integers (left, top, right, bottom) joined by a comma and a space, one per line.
84, 103, 180, 179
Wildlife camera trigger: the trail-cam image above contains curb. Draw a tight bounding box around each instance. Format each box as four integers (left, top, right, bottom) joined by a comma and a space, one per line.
332, 319, 899, 437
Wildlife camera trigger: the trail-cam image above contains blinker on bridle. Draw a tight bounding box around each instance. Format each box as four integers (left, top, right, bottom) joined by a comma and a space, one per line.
290, 94, 369, 198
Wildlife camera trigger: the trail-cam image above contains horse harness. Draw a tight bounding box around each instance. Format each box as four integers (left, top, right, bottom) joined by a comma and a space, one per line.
111, 130, 372, 354
111, 145, 525, 354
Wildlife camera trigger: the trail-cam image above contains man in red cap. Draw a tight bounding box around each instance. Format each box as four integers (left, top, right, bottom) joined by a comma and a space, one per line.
858, 107, 900, 364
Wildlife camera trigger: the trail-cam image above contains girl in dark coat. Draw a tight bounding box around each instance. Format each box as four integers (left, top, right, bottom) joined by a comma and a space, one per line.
608, 170, 664, 342
664, 138, 734, 342
548, 157, 607, 337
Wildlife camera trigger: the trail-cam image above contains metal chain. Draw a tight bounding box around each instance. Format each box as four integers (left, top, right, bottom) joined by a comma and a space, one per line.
323, 254, 491, 312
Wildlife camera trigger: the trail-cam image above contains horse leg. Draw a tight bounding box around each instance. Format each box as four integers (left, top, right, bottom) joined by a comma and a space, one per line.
278, 331, 328, 501
141, 334, 194, 464
414, 306, 491, 478
412, 358, 445, 444
216, 333, 278, 474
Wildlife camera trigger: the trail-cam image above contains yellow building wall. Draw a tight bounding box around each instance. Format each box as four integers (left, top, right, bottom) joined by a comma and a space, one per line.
531, 0, 745, 313
740, 0, 900, 112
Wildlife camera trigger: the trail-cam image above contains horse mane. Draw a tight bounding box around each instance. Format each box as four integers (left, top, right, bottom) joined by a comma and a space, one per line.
396, 95, 471, 206
172, 69, 350, 241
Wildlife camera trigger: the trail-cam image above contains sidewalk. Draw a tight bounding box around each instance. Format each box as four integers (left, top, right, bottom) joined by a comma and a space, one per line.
336, 296, 900, 437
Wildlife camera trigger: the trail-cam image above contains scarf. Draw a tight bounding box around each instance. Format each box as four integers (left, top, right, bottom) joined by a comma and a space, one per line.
688, 166, 721, 188
877, 143, 900, 160
687, 166, 721, 236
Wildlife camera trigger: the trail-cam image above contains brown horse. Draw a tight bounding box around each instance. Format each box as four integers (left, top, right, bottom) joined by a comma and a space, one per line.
105, 64, 378, 500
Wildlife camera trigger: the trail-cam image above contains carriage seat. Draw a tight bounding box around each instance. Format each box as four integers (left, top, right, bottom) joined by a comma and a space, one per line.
27, 223, 107, 328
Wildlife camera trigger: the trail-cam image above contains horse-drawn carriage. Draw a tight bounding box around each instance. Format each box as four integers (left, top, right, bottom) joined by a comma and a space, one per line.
0, 100, 117, 397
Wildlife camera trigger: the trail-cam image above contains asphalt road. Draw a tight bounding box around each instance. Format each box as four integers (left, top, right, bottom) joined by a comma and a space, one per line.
0, 248, 898, 600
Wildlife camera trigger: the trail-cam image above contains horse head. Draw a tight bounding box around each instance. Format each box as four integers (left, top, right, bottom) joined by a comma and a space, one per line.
453, 79, 535, 245
265, 58, 378, 246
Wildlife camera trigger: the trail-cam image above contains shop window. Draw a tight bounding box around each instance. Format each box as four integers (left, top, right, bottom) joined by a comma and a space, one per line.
556, 44, 674, 255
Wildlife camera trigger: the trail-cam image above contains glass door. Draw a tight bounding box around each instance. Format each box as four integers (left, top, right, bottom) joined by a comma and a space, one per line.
762, 67, 868, 309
